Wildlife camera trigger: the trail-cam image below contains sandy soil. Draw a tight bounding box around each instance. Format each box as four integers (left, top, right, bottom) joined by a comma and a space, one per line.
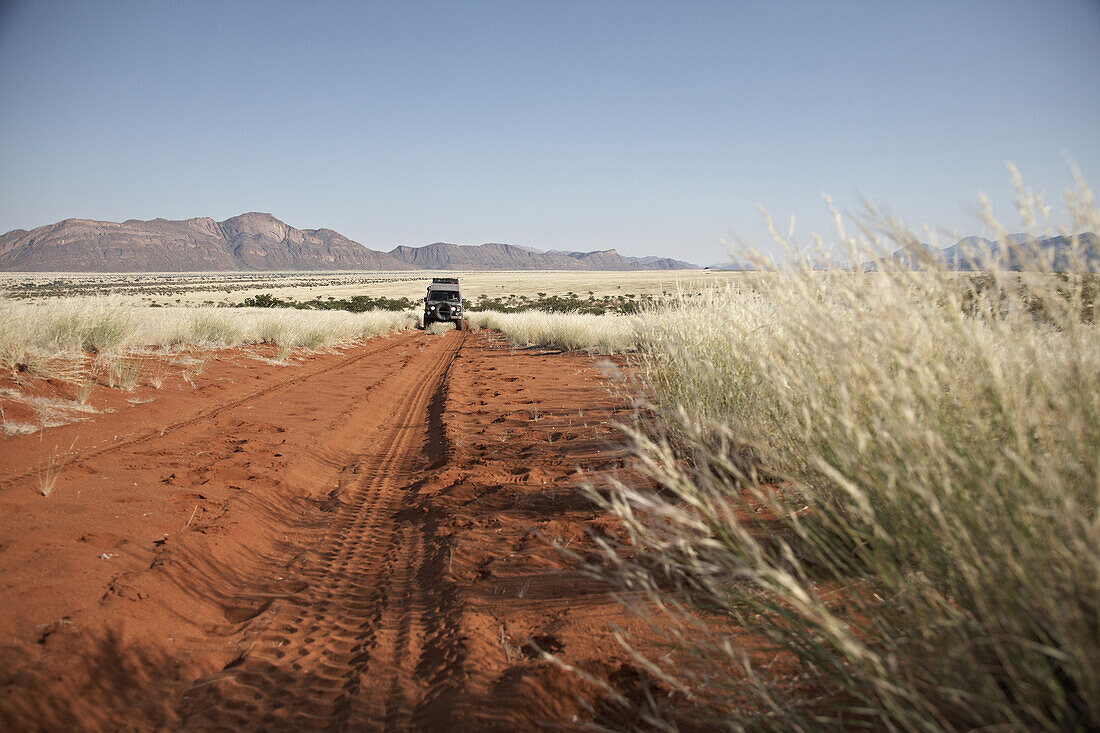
0, 329, 670, 730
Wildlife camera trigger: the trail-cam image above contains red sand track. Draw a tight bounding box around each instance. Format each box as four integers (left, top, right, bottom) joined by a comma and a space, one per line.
0, 329, 663, 730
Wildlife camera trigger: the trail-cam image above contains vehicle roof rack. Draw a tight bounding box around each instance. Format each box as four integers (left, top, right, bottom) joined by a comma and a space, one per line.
431, 277, 459, 284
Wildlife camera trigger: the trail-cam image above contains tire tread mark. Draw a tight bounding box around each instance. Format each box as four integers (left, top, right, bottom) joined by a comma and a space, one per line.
176, 329, 466, 731
0, 334, 409, 492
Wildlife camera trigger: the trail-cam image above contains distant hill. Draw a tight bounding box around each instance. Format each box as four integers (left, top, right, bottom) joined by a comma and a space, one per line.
884, 233, 1100, 271
0, 214, 697, 272
0, 213, 408, 272
387, 242, 694, 270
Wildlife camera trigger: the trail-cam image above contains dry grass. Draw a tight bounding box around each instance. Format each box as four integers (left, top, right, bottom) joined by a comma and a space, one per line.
0, 390, 100, 426
103, 354, 145, 390
467, 310, 639, 353
0, 301, 418, 387
36, 437, 76, 496
0, 302, 419, 433
424, 321, 457, 336
579, 171, 1100, 730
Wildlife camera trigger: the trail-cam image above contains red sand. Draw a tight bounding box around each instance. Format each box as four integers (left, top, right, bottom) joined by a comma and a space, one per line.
0, 329, 672, 730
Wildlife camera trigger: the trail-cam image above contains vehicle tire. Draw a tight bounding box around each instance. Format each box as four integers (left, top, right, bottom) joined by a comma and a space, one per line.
423, 317, 433, 329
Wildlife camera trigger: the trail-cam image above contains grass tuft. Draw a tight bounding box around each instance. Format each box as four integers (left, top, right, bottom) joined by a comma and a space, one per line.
424, 321, 456, 336
36, 437, 75, 496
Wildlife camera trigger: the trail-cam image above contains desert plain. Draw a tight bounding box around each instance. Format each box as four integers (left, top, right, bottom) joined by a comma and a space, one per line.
0, 269, 742, 306
2, 257, 1097, 731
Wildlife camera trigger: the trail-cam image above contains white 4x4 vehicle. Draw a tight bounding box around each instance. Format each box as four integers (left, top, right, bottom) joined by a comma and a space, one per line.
423, 277, 466, 330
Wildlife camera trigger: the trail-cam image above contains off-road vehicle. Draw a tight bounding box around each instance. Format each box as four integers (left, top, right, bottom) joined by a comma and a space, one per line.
423, 277, 467, 330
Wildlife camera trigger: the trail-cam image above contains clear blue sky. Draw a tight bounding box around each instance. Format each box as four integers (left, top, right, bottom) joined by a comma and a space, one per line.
1, 0, 1097, 263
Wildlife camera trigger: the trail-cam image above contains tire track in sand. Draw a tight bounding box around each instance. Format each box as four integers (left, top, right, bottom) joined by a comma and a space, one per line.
0, 335, 407, 493
178, 328, 466, 731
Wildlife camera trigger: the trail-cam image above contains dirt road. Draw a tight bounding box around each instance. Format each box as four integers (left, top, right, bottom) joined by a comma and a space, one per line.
0, 329, 659, 730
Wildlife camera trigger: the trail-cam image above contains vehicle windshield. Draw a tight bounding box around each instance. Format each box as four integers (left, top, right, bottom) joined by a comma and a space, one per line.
428, 291, 459, 302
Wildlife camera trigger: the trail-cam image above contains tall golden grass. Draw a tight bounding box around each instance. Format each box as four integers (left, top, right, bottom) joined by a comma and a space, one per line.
0, 299, 417, 383
467, 309, 639, 353
580, 171, 1100, 730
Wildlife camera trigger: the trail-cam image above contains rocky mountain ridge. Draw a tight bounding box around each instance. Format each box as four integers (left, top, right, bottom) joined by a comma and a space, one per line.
386, 241, 690, 270
0, 213, 696, 272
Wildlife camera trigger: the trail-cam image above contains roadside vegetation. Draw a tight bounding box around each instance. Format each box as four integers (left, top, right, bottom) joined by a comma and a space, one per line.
0, 299, 417, 432
0, 298, 415, 377
466, 310, 638, 353
580, 173, 1100, 730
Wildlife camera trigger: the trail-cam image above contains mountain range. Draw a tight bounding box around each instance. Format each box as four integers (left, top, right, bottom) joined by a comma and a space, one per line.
885, 233, 1100, 271
703, 233, 1100, 272
0, 213, 696, 272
